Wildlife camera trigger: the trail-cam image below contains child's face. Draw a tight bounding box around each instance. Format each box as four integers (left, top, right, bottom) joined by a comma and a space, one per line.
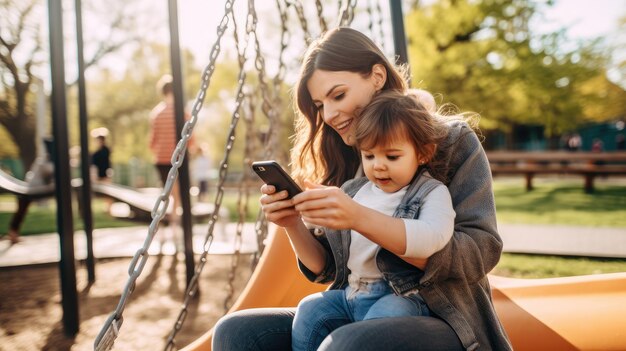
360, 136, 421, 193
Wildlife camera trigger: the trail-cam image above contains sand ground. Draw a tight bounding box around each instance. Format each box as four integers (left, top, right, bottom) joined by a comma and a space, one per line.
0, 254, 252, 351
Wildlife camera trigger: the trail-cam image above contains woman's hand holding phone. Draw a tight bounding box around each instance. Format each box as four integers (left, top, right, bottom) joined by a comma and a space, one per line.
260, 183, 302, 228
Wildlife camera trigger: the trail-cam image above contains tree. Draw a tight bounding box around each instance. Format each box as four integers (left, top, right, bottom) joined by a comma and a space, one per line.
0, 0, 143, 172
405, 0, 625, 149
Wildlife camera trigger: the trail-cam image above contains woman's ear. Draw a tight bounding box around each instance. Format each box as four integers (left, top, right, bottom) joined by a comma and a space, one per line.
371, 64, 387, 91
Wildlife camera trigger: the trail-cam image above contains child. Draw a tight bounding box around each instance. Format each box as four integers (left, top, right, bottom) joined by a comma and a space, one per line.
290, 90, 456, 351
91, 129, 112, 183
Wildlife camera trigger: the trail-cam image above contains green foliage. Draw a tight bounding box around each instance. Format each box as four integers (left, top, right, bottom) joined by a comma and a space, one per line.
493, 179, 626, 227
405, 0, 626, 142
0, 126, 19, 158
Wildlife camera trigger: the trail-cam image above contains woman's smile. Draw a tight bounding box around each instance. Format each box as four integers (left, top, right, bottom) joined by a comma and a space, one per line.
334, 118, 353, 134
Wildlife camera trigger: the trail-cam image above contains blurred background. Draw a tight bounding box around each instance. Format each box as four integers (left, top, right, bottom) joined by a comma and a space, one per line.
1, 0, 623, 184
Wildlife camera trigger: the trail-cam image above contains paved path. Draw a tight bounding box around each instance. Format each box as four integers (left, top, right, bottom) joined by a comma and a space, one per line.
1, 223, 625, 267
0, 222, 258, 267
498, 223, 626, 258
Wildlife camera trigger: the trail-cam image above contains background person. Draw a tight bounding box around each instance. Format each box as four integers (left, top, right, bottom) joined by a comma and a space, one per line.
192, 143, 212, 202
91, 128, 112, 183
3, 138, 55, 244
149, 74, 192, 225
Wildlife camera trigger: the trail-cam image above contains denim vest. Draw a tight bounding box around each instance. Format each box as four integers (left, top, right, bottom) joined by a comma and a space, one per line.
311, 170, 442, 296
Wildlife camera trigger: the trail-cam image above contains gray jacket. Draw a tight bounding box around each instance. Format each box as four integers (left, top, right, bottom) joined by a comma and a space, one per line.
298, 121, 512, 351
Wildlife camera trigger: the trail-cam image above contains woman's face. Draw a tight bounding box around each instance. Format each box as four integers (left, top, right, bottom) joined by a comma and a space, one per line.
307, 68, 383, 146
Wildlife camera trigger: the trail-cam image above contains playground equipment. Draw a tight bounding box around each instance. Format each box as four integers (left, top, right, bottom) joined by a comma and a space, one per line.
181, 228, 626, 351
0, 169, 55, 199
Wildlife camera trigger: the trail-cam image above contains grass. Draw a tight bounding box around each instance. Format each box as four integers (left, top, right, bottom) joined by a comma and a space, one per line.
2, 179, 626, 278
0, 195, 138, 236
492, 253, 626, 278
494, 178, 626, 227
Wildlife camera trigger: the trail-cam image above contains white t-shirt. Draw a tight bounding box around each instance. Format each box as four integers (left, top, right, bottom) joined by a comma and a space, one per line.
347, 180, 455, 279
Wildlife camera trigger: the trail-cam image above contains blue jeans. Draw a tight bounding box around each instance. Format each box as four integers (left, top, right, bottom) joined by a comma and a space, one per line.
291, 279, 430, 351
212, 309, 462, 351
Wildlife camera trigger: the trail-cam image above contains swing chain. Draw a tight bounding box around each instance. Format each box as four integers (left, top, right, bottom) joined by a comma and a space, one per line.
94, 1, 235, 351
221, 2, 255, 312
338, 0, 358, 27
286, 0, 311, 43
163, 1, 258, 348
375, 0, 386, 52
223, 94, 254, 311
315, 0, 328, 32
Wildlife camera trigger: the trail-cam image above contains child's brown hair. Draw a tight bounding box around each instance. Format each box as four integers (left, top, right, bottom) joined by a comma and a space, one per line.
354, 90, 450, 181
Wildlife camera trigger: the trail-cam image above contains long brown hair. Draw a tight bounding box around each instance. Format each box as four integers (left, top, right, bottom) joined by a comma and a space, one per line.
355, 91, 450, 182
292, 27, 408, 186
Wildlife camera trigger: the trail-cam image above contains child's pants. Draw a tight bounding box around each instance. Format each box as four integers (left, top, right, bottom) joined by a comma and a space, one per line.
292, 278, 430, 351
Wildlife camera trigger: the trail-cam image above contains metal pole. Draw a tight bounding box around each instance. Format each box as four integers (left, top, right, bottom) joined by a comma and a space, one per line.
168, 0, 195, 285
75, 0, 96, 283
389, 0, 411, 83
48, 0, 79, 336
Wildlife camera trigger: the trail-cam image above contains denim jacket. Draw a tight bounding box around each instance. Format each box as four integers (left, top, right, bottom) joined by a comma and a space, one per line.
298, 121, 513, 351
298, 170, 441, 296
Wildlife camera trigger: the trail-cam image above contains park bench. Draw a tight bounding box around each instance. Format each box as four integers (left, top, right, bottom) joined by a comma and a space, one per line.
486, 151, 626, 192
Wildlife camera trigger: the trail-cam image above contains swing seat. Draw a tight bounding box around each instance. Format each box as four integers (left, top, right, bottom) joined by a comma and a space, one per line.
183, 227, 626, 351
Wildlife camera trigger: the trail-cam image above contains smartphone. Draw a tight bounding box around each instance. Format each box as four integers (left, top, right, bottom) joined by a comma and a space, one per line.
251, 160, 303, 198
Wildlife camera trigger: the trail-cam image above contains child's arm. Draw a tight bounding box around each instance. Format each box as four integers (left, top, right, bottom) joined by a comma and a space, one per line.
401, 185, 455, 259
294, 184, 415, 262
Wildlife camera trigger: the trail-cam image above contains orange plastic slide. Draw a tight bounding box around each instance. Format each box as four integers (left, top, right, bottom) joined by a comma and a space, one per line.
182, 227, 626, 351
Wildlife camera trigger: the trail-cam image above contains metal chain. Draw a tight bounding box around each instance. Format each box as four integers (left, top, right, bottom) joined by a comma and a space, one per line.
286, 0, 311, 43
367, 0, 376, 41
162, 6, 257, 351
93, 1, 236, 351
242, 90, 268, 269
247, 0, 292, 269
223, 91, 255, 311
375, 0, 386, 53
366, 0, 386, 52
221, 4, 255, 312
250, 0, 280, 165
315, 0, 327, 32
338, 0, 358, 27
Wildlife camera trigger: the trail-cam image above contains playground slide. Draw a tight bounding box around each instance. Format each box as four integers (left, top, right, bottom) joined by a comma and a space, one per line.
182, 226, 626, 351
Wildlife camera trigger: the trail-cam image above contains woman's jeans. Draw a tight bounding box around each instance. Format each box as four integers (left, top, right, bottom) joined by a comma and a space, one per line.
291, 279, 430, 351
212, 308, 463, 351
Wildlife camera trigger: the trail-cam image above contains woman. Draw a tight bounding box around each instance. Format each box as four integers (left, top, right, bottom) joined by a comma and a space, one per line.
213, 27, 511, 351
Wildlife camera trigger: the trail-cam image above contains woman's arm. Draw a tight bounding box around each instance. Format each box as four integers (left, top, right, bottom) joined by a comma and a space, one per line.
422, 122, 502, 284
260, 184, 328, 274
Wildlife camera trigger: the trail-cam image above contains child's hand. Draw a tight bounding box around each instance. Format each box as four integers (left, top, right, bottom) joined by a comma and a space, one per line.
293, 180, 359, 230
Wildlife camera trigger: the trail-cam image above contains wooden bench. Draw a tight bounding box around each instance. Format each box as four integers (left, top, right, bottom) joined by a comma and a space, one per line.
486, 151, 626, 192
